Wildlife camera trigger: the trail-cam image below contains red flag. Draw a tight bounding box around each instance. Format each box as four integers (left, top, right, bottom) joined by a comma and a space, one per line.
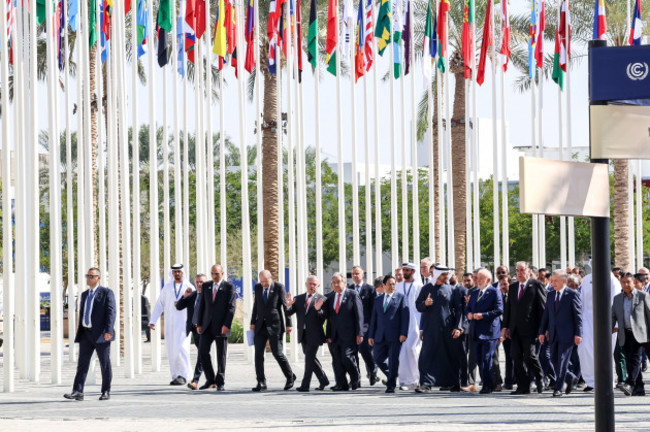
535, 0, 545, 69
462, 0, 474, 79
125, 0, 131, 14
244, 0, 255, 73
477, 0, 491, 85
499, 0, 510, 71
225, 0, 237, 55
195, 0, 206, 39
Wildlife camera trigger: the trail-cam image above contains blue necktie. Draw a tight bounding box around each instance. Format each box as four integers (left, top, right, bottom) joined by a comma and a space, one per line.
84, 289, 96, 327
263, 288, 268, 304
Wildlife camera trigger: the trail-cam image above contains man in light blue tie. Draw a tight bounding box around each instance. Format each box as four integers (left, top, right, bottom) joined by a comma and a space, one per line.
64, 268, 115, 401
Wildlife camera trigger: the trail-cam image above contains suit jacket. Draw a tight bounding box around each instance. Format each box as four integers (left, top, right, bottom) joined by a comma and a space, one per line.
286, 292, 327, 345
325, 289, 364, 345
452, 284, 470, 333
612, 289, 650, 347
348, 282, 376, 334
416, 283, 464, 334
539, 288, 583, 345
368, 292, 409, 344
75, 286, 116, 344
466, 286, 503, 340
197, 280, 237, 336
250, 281, 292, 336
503, 278, 547, 338
176, 291, 199, 335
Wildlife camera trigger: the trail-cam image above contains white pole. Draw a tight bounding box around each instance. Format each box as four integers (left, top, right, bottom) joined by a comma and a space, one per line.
206, 2, 215, 268
471, 23, 480, 268
628, 167, 635, 267
174, 1, 184, 266
364, 65, 373, 277
147, 0, 161, 370
219, 71, 227, 272
163, 64, 171, 280
409, 2, 419, 269
255, 0, 265, 273
465, 79, 473, 272
558, 79, 567, 270
296, 35, 308, 290
530, 81, 538, 268
277, 65, 285, 285
95, 0, 106, 284
372, 24, 382, 276
427, 64, 435, 261
183, 73, 191, 270
45, 0, 63, 384
194, 41, 204, 274
500, 62, 509, 270
490, 0, 499, 270
401, 74, 409, 262
436, 60, 445, 264
314, 21, 324, 281
1, 0, 15, 392
444, 50, 454, 268
336, 0, 347, 275
389, 3, 398, 271
132, 0, 143, 375
565, 1, 575, 267
636, 160, 643, 270
537, 61, 545, 268
350, 10, 361, 267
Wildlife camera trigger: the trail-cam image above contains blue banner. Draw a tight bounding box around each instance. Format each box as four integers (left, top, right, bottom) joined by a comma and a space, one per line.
589, 45, 650, 102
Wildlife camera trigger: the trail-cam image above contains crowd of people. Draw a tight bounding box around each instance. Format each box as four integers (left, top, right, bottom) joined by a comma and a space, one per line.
63, 260, 650, 400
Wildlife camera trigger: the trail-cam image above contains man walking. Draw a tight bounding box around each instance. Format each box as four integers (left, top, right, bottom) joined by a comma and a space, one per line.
176, 273, 208, 390
349, 265, 379, 385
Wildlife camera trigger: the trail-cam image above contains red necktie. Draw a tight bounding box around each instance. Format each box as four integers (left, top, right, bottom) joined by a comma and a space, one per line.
305, 294, 311, 310
518, 283, 524, 302
335, 293, 341, 314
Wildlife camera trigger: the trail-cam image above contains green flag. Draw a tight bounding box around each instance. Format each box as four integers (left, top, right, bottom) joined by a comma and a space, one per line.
552, 32, 564, 90
308, 0, 318, 69
36, 0, 46, 26
374, 0, 391, 56
89, 0, 97, 48
158, 0, 173, 33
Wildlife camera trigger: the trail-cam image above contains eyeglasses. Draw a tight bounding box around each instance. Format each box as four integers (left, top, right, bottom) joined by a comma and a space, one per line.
85, 274, 99, 279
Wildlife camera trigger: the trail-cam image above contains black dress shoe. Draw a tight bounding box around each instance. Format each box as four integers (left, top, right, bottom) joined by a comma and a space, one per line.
535, 379, 544, 394
415, 386, 432, 393
511, 388, 530, 395
284, 373, 297, 390
503, 384, 513, 390
216, 385, 225, 392
170, 377, 184, 386
369, 372, 379, 386
553, 390, 563, 397
252, 382, 267, 392
450, 386, 461, 392
385, 388, 395, 393
351, 381, 361, 390
566, 378, 578, 395
316, 379, 330, 391
63, 391, 84, 401
296, 387, 310, 392
199, 383, 216, 390
331, 385, 349, 391
99, 392, 110, 401
583, 386, 594, 393
439, 386, 451, 391
619, 383, 633, 396
479, 387, 492, 394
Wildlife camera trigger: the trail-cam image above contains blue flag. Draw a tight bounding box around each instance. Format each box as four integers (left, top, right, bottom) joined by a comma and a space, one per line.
68, 0, 79, 32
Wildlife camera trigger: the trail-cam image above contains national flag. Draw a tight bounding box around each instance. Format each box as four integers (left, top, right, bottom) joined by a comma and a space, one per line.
225, 0, 237, 57
437, 0, 450, 73
158, 0, 172, 32
244, 0, 255, 73
213, 0, 227, 57
403, 0, 412, 75
69, 0, 79, 32
89, 0, 97, 46
267, 0, 282, 74
462, 0, 474, 79
342, 0, 354, 60
393, 0, 404, 78
100, 0, 111, 63
177, 0, 185, 76
125, 0, 131, 14
307, 0, 317, 68
364, 0, 374, 71
183, 0, 197, 62
499, 0, 510, 71
593, 0, 607, 40
325, 0, 338, 75
527, 0, 537, 79
422, 0, 436, 80
157, 6, 169, 67
354, 0, 365, 81
535, 0, 545, 69
374, 0, 390, 56
477, 0, 491, 85
6, 0, 15, 64
137, 0, 149, 57
195, 0, 206, 39
296, 0, 303, 77
552, 30, 564, 89
36, 0, 45, 26
629, 0, 642, 45
558, 0, 570, 72
57, 0, 64, 69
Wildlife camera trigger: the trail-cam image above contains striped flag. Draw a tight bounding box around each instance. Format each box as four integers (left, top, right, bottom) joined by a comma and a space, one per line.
462, 0, 474, 79
499, 0, 510, 71
629, 0, 642, 46
307, 0, 317, 68
342, 0, 354, 60
437, 0, 450, 73
593, 0, 607, 40
527, 0, 537, 79
535, 0, 545, 69
177, 0, 185, 76
422, 0, 436, 81
354, 0, 365, 81
364, 0, 373, 71
325, 0, 338, 75
244, 0, 255, 73
137, 0, 149, 58
213, 0, 227, 58
558, 0, 570, 72
393, 0, 404, 78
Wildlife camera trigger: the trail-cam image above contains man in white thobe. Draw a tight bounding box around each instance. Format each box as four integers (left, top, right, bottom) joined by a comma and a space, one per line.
150, 264, 194, 385
395, 262, 423, 390
577, 270, 620, 391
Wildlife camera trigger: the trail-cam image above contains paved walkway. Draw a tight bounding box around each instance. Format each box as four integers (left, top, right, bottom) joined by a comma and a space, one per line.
0, 337, 648, 431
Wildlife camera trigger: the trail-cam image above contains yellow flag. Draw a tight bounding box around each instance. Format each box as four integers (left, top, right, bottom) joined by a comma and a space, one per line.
213, 0, 227, 57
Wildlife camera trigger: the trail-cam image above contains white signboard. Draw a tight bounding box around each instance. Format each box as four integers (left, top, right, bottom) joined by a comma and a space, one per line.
519, 157, 610, 218
590, 105, 650, 159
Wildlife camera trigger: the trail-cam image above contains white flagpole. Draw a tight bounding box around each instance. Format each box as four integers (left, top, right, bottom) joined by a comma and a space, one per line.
628, 167, 635, 267
147, 1, 161, 371
0, 0, 14, 390
471, 0, 479, 268
255, 0, 265, 273
95, 0, 106, 286
409, 1, 419, 269
314, 26, 324, 281
219, 71, 227, 272
183, 71, 191, 269
336, 0, 347, 275
401, 68, 409, 262
174, 2, 184, 265
206, 3, 215, 268
350, 7, 361, 267
490, 0, 499, 270
163, 65, 171, 279
296, 30, 308, 290
195, 41, 204, 274
537, 53, 545, 269
277, 62, 285, 285
558, 75, 567, 270
636, 161, 643, 270
565, 1, 574, 267
444, 52, 454, 268
530, 82, 538, 268
132, 0, 143, 375
500, 19, 509, 270
427, 63, 435, 261
372, 17, 382, 276
364, 57, 373, 277
45, 0, 63, 384
465, 78, 473, 272
389, 1, 398, 271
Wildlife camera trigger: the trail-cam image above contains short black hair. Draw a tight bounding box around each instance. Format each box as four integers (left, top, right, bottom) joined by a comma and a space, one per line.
383, 274, 396, 285
620, 272, 634, 280
463, 272, 473, 278
634, 273, 648, 284
612, 267, 622, 273
373, 276, 384, 288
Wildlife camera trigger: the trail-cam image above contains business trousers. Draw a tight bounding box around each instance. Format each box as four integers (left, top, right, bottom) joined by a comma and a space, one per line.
466, 335, 478, 385
73, 328, 112, 394
475, 339, 498, 392
198, 327, 227, 386
453, 335, 469, 387
300, 340, 328, 389
357, 332, 378, 378
538, 339, 557, 384
190, 328, 204, 383
330, 341, 360, 389
510, 333, 543, 391
614, 343, 628, 383
550, 340, 577, 392
372, 341, 402, 390
502, 338, 515, 387
253, 324, 293, 383
623, 329, 645, 394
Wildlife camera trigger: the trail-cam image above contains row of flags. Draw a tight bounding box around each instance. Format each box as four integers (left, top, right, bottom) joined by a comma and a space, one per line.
2, 0, 646, 84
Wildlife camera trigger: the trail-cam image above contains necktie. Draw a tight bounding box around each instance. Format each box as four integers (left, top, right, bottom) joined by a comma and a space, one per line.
518, 283, 524, 302
305, 294, 311, 310
478, 289, 484, 302
84, 289, 95, 327
212, 284, 218, 302
356, 285, 360, 293
554, 292, 560, 312
194, 293, 200, 309
263, 288, 269, 304
383, 295, 389, 312
335, 293, 342, 314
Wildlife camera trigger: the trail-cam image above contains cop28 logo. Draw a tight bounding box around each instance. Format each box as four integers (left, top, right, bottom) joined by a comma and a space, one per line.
626, 62, 649, 81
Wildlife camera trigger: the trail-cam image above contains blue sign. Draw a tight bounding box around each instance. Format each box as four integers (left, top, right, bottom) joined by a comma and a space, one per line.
589, 45, 650, 102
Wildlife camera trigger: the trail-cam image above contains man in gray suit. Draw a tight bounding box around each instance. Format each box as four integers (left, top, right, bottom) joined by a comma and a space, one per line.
612, 272, 650, 396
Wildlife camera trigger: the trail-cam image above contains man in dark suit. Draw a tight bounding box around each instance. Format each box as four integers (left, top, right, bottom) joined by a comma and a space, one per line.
368, 274, 409, 393
349, 265, 379, 385
538, 270, 583, 397
325, 272, 364, 391
452, 273, 470, 390
176, 273, 208, 390
612, 272, 650, 396
502, 261, 547, 394
64, 268, 115, 401
141, 295, 151, 342
196, 264, 236, 392
467, 268, 504, 394
286, 275, 330, 392
250, 269, 295, 391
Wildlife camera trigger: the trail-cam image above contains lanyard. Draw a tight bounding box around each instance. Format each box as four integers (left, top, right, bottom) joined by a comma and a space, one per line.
174, 283, 182, 300
405, 282, 414, 299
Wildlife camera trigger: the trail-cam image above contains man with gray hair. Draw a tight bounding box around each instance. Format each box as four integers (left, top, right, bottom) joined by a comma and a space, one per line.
420, 258, 433, 285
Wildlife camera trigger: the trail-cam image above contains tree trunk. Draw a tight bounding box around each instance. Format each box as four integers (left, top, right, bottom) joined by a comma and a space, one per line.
450, 55, 466, 273
261, 54, 280, 280
613, 159, 629, 269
